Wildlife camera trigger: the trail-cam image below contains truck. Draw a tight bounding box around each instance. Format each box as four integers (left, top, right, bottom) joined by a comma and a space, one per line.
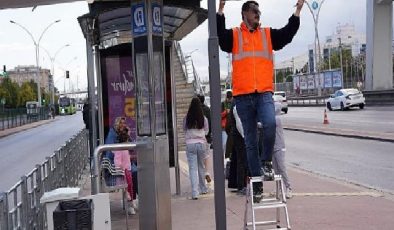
26, 101, 40, 119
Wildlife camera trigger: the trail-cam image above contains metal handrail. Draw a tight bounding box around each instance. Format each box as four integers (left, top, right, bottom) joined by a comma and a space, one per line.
92, 142, 146, 195
173, 41, 206, 97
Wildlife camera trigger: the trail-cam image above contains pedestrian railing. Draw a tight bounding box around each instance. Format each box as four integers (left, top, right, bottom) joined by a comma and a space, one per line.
287, 96, 328, 106
0, 129, 89, 230
0, 107, 50, 131
173, 41, 205, 96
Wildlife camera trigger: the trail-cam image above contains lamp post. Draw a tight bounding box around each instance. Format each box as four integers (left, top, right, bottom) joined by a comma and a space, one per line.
10, 19, 60, 106
338, 37, 344, 88
305, 0, 325, 96
41, 44, 70, 105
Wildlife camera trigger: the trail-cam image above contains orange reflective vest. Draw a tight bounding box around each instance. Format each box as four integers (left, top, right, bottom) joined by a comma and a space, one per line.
232, 23, 274, 96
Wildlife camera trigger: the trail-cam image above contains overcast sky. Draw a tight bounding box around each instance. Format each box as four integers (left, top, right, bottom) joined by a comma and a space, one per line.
0, 0, 378, 88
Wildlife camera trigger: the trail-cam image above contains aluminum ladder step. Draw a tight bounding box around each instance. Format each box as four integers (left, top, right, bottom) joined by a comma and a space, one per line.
244, 175, 291, 230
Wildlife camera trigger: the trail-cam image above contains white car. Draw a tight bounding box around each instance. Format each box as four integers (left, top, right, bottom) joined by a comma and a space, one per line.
273, 94, 288, 114
326, 88, 365, 111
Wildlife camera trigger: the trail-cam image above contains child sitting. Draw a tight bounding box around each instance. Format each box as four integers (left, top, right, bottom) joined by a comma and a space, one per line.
113, 127, 136, 214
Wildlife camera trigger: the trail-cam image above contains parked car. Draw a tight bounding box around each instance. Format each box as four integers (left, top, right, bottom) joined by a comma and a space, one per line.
326, 88, 365, 111
273, 95, 288, 114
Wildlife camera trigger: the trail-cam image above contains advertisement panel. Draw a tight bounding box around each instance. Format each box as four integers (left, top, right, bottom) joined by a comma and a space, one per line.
104, 55, 137, 142
332, 70, 342, 88
314, 73, 324, 89
324, 71, 332, 88
293, 75, 300, 90
300, 75, 308, 90
307, 75, 315, 89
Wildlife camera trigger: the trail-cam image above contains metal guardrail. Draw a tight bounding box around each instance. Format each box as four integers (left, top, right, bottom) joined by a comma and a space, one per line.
0, 107, 50, 131
287, 96, 328, 106
0, 129, 89, 230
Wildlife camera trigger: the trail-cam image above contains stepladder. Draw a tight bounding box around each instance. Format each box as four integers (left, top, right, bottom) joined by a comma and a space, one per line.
243, 175, 291, 230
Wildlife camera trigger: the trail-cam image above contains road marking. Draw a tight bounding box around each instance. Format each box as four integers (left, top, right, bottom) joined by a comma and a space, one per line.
285, 191, 382, 197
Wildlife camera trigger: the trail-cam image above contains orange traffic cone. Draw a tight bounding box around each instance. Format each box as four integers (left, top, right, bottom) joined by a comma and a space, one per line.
323, 109, 329, 124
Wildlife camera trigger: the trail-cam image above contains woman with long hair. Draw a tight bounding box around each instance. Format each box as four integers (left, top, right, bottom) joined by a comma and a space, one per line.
183, 97, 209, 200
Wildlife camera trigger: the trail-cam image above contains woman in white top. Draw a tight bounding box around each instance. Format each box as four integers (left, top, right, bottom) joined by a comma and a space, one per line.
183, 97, 209, 200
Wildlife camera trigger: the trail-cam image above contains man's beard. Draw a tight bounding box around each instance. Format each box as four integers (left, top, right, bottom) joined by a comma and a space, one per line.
247, 18, 260, 30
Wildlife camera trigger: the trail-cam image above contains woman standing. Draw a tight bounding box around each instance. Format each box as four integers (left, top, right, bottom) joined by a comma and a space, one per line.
183, 97, 209, 200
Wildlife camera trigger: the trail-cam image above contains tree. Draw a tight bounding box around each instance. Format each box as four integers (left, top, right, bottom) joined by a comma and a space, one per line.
19, 82, 36, 106
0, 78, 20, 107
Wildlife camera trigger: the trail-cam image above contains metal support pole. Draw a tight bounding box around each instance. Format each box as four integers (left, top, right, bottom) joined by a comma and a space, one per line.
35, 46, 42, 106
170, 43, 181, 195
93, 45, 105, 144
207, 0, 227, 229
85, 36, 98, 194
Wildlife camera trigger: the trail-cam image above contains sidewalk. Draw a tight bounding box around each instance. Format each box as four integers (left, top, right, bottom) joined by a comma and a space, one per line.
0, 118, 54, 138
4, 119, 394, 229
82, 156, 394, 230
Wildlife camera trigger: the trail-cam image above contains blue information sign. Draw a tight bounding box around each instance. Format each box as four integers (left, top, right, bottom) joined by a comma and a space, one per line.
132, 3, 147, 36
152, 3, 162, 35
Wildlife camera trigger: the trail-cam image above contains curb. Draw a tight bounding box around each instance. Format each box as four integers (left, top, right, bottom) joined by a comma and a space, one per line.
283, 125, 394, 143
0, 119, 55, 139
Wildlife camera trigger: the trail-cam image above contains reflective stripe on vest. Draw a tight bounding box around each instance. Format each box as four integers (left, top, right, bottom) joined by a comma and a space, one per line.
232, 27, 273, 61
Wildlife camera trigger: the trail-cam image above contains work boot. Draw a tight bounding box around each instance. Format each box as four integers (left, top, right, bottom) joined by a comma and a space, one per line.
252, 182, 263, 203
262, 161, 274, 181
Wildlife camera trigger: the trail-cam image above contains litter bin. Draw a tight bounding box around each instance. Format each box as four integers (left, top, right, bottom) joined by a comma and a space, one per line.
53, 199, 93, 230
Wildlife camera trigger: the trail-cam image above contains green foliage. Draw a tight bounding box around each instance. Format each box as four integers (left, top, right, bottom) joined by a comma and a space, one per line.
0, 78, 20, 107
276, 68, 293, 83
19, 82, 36, 106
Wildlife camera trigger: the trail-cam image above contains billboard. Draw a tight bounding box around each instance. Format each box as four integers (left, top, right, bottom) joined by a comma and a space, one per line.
324, 71, 333, 88
104, 55, 137, 142
332, 70, 342, 88
300, 75, 308, 90
307, 75, 315, 89
293, 75, 300, 90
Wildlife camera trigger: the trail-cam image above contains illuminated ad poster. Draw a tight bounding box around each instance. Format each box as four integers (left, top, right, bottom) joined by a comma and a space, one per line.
105, 56, 137, 142
153, 52, 166, 134
307, 75, 315, 89
136, 53, 151, 135
324, 71, 333, 88
314, 73, 324, 89
292, 75, 300, 90
332, 71, 342, 88
300, 75, 308, 90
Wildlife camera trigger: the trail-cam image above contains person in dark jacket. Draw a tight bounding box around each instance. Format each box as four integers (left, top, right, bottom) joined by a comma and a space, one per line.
82, 102, 89, 129
217, 0, 304, 203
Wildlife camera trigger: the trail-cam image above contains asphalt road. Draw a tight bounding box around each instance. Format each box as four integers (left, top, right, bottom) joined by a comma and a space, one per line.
285, 130, 394, 193
0, 112, 84, 191
282, 106, 394, 134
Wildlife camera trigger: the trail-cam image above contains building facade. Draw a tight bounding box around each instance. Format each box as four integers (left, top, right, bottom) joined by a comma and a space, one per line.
6, 65, 51, 92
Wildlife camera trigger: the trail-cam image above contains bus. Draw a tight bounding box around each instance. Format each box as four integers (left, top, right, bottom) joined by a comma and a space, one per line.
58, 97, 77, 115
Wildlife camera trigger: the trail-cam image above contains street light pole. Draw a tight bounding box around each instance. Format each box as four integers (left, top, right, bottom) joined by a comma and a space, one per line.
305, 0, 325, 96
338, 37, 344, 88
41, 44, 70, 105
10, 19, 60, 106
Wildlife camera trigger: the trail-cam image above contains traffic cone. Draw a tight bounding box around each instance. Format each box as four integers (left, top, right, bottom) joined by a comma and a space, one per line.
323, 109, 329, 124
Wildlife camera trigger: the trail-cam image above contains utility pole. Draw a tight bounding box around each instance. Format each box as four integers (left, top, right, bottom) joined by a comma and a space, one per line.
338, 37, 344, 88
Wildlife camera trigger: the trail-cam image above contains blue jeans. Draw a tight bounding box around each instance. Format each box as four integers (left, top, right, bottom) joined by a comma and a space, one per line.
234, 92, 276, 177
186, 143, 208, 198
